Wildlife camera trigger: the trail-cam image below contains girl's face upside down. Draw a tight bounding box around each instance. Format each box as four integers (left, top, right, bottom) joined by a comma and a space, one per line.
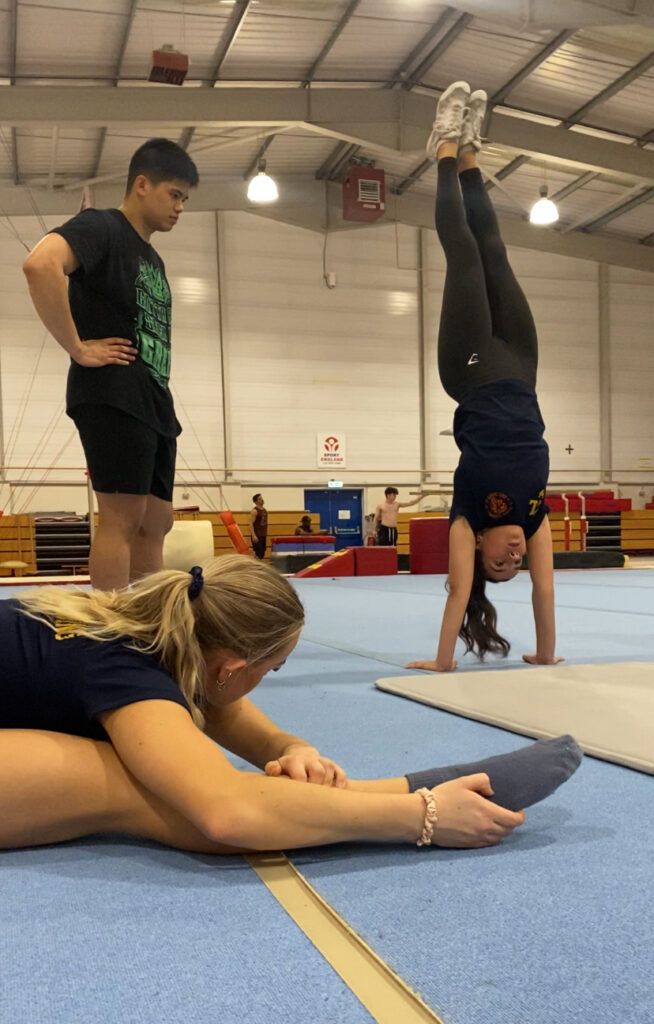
476, 525, 526, 582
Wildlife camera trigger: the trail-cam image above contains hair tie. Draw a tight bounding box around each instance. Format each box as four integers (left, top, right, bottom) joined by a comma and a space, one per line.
188, 565, 204, 601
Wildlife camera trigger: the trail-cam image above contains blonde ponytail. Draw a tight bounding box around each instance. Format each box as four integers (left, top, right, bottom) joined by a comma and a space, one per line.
18, 555, 304, 728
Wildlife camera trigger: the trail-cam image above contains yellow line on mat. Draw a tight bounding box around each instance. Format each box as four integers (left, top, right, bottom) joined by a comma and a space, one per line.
245, 852, 445, 1024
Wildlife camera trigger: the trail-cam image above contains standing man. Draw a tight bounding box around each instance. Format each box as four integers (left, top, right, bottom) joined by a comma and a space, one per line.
251, 494, 268, 560
373, 487, 422, 546
22, 138, 199, 590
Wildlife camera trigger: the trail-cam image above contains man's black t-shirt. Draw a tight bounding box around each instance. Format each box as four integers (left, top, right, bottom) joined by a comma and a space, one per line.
450, 379, 549, 538
52, 208, 180, 438
0, 599, 190, 741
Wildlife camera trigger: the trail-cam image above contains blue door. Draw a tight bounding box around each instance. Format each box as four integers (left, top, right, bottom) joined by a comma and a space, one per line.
304, 489, 362, 549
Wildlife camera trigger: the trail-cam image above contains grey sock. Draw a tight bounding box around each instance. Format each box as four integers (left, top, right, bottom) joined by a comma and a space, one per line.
405, 735, 583, 811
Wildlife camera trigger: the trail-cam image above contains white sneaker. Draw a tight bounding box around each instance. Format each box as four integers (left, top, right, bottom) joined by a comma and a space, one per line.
459, 89, 487, 154
425, 81, 470, 161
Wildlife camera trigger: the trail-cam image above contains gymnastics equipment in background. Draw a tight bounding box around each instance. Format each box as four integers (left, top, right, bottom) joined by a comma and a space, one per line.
294, 546, 399, 578
219, 510, 251, 555
163, 520, 214, 570
409, 517, 449, 574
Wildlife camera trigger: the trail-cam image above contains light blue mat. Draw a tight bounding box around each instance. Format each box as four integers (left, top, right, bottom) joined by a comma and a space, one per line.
0, 838, 375, 1024
296, 569, 654, 668
247, 638, 653, 1024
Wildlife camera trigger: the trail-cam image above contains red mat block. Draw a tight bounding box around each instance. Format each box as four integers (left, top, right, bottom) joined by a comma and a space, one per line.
293, 548, 356, 578
410, 517, 449, 574
353, 546, 398, 576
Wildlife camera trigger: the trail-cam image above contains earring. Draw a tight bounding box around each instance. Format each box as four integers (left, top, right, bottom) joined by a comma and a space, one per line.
216, 670, 233, 690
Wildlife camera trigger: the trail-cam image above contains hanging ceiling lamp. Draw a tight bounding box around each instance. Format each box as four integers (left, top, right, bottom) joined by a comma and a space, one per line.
529, 185, 559, 225
247, 161, 279, 203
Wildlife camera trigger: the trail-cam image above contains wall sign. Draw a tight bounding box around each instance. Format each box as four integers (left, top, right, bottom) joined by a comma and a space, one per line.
317, 433, 346, 468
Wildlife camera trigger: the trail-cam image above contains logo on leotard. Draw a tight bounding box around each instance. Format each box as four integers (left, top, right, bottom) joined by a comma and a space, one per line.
528, 489, 545, 516
485, 492, 514, 518
467, 352, 480, 365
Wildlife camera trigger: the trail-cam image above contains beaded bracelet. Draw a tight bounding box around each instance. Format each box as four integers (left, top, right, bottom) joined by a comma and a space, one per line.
415, 788, 438, 847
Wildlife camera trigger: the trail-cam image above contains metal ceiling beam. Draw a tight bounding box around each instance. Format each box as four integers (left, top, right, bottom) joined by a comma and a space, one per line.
5, 87, 654, 185
582, 186, 654, 232
316, 7, 470, 181
485, 154, 530, 191
301, 0, 361, 87
315, 141, 358, 181
551, 170, 599, 202
563, 50, 654, 127
401, 12, 472, 91
209, 0, 253, 82
393, 158, 431, 196
383, 7, 455, 90
489, 29, 575, 106
9, 0, 19, 184
182, 0, 254, 153
3, 174, 654, 272
90, 0, 140, 183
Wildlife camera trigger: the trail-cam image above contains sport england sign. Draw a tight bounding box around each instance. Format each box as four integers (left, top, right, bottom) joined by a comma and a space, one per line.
317, 433, 346, 469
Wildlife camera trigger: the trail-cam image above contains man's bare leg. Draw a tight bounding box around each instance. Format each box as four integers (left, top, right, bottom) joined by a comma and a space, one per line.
129, 494, 174, 583
90, 492, 147, 590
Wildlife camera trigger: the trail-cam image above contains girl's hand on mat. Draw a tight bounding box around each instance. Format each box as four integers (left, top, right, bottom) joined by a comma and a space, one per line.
264, 746, 348, 788
431, 774, 525, 848
406, 659, 457, 672
522, 654, 565, 666
73, 337, 138, 367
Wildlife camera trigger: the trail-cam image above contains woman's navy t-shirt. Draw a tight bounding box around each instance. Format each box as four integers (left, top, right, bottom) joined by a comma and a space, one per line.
450, 379, 549, 538
0, 599, 190, 741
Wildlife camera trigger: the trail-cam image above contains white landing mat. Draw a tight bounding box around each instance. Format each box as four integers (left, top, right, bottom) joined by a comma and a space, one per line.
376, 663, 654, 774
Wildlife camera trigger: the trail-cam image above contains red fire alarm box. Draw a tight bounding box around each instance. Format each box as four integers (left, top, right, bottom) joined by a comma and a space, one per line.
342, 166, 385, 222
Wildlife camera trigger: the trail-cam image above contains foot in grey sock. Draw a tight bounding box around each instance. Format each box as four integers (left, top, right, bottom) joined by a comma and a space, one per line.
405, 735, 583, 811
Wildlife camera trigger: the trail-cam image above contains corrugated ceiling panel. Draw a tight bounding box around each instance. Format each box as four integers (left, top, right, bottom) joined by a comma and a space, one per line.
599, 201, 654, 239
250, 0, 347, 22
264, 133, 340, 173
508, 37, 635, 120
121, 9, 231, 81
582, 74, 654, 139
220, 12, 338, 80
15, 130, 53, 176
20, 0, 129, 10
188, 132, 263, 176
553, 178, 627, 226
97, 126, 188, 177
420, 23, 554, 97
356, 0, 446, 21
318, 15, 445, 80
16, 6, 131, 80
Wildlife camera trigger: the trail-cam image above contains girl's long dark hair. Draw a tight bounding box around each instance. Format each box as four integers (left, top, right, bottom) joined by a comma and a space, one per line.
457, 550, 511, 660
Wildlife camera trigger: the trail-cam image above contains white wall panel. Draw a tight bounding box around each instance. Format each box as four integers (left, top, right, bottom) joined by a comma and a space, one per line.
609, 266, 654, 482
3, 204, 654, 515
219, 213, 421, 484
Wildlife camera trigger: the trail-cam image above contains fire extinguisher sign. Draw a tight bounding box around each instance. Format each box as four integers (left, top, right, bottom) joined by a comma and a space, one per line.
317, 433, 346, 468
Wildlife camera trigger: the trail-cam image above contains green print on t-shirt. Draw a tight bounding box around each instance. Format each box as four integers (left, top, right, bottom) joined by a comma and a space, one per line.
135, 258, 172, 387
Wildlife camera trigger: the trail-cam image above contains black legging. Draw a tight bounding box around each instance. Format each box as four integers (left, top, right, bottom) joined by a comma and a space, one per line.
436, 158, 538, 403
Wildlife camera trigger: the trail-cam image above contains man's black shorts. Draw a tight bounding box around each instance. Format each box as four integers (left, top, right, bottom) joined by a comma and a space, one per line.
71, 404, 176, 501
377, 525, 398, 547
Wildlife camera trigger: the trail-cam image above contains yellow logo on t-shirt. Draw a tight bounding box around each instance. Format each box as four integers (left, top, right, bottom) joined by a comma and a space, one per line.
53, 619, 83, 641
529, 489, 545, 516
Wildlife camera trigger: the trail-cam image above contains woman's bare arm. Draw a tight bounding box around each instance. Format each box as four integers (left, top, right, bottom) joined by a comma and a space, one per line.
99, 700, 523, 850
408, 517, 475, 671
524, 517, 563, 665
